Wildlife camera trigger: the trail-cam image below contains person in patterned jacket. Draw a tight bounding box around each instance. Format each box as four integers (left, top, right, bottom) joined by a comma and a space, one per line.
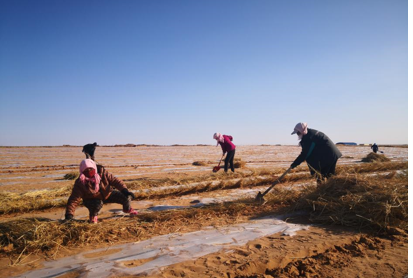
65, 159, 137, 223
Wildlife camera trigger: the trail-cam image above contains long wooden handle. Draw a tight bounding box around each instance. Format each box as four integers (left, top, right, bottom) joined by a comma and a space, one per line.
261, 167, 292, 196
217, 154, 224, 167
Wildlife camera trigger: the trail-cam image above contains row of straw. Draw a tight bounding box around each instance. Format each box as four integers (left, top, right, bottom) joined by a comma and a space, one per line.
0, 161, 407, 215
0, 168, 407, 262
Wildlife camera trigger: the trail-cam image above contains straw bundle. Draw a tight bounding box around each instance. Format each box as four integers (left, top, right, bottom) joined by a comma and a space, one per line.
63, 172, 78, 180
234, 158, 246, 168
361, 152, 391, 163
293, 172, 407, 231
192, 161, 208, 166
234, 161, 246, 168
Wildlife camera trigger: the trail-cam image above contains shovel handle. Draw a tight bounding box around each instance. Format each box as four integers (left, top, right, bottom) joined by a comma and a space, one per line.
261, 167, 292, 197
217, 154, 224, 167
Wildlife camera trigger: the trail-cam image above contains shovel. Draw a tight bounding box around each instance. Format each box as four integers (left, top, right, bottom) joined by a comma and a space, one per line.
255, 167, 292, 203
212, 154, 225, 172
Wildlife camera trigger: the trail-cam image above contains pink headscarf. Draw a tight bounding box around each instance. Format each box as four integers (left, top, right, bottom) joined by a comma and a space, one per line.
79, 159, 101, 192
291, 122, 308, 139
213, 132, 224, 146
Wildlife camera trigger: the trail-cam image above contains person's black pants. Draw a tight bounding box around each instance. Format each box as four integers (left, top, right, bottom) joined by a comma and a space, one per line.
224, 149, 236, 172
83, 190, 131, 217
310, 159, 338, 183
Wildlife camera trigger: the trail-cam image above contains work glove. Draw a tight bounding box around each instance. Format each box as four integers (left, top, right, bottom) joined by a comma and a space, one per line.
122, 189, 135, 200
290, 163, 298, 169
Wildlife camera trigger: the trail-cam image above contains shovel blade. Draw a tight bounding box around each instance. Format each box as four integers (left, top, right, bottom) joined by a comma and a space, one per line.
212, 166, 221, 172
255, 191, 265, 203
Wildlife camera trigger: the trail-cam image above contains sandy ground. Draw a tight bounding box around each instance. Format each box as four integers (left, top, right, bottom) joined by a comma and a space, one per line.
0, 145, 408, 278
0, 145, 406, 193
143, 225, 408, 278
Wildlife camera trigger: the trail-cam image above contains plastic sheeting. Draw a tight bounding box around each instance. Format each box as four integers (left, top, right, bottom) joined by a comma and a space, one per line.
17, 216, 309, 278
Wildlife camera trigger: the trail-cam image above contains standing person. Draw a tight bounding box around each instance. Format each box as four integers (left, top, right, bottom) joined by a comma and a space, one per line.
290, 123, 342, 183
65, 159, 137, 223
213, 133, 236, 173
371, 143, 379, 153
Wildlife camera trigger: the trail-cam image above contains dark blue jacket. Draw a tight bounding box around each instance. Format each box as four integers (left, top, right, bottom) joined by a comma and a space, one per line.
291, 128, 342, 171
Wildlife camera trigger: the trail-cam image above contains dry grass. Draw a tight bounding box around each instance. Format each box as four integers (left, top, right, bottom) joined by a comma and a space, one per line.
0, 187, 71, 214
269, 171, 408, 232
234, 160, 246, 168
192, 161, 208, 166
0, 168, 407, 262
192, 158, 246, 168
63, 172, 78, 180
361, 152, 391, 163
0, 162, 407, 216
125, 161, 406, 191
0, 202, 275, 262
127, 166, 303, 189
336, 161, 405, 174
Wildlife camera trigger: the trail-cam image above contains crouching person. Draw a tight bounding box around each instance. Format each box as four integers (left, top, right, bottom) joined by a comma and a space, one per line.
65, 159, 137, 223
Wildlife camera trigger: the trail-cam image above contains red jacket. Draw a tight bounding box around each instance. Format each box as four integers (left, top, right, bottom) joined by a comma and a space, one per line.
218, 135, 236, 154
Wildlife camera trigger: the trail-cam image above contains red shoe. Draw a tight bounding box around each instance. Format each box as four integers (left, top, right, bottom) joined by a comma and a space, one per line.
124, 208, 138, 216
89, 216, 98, 223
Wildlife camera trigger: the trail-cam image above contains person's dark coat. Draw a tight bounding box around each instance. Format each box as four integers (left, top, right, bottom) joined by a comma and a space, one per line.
291, 128, 342, 174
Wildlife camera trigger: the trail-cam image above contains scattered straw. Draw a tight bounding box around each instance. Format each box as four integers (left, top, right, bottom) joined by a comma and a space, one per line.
63, 172, 78, 180
234, 160, 246, 168
192, 161, 208, 166
0, 167, 407, 261
0, 202, 277, 260
0, 162, 407, 216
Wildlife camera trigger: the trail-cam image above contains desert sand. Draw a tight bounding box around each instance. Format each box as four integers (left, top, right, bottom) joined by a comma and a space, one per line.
0, 145, 408, 278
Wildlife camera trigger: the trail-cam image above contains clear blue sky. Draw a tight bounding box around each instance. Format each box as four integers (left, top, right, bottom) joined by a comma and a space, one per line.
0, 0, 408, 146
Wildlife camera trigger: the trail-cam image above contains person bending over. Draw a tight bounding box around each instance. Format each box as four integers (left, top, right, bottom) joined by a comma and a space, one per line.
290, 122, 342, 184
213, 132, 236, 173
82, 142, 97, 160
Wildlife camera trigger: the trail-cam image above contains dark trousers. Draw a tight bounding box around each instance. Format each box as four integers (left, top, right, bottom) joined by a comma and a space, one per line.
224, 149, 236, 172
83, 190, 131, 217
310, 159, 338, 183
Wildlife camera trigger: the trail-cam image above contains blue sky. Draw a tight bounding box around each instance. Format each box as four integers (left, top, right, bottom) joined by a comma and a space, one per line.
0, 0, 408, 146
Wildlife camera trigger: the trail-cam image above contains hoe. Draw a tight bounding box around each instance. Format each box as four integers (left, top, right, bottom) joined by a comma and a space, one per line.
213, 154, 225, 172
255, 167, 292, 203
